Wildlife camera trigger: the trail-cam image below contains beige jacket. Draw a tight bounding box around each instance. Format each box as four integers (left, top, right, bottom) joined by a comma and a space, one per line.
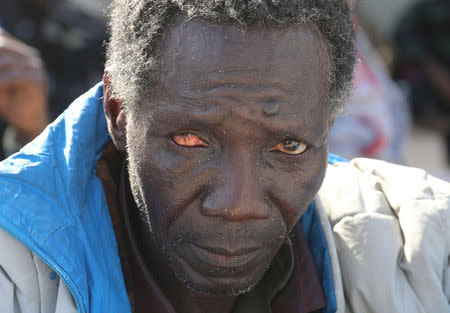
1, 158, 449, 313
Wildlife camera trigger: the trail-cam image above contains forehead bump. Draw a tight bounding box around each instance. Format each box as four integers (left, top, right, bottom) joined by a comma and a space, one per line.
262, 99, 281, 117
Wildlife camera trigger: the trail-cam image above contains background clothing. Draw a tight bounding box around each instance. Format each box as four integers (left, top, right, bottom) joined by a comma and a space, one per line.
393, 0, 450, 162
330, 29, 410, 163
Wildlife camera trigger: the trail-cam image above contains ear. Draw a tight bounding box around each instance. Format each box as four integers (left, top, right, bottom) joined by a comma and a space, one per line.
103, 71, 127, 153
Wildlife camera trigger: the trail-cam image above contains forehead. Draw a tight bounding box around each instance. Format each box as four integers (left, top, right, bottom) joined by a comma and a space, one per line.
150, 18, 331, 135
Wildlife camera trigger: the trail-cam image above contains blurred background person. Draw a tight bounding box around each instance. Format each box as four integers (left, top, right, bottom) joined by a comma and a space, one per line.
392, 0, 450, 164
329, 0, 411, 163
329, 20, 411, 163
0, 0, 106, 158
330, 0, 449, 181
0, 29, 48, 157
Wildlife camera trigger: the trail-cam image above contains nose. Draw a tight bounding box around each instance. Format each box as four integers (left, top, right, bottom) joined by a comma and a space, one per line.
200, 158, 271, 222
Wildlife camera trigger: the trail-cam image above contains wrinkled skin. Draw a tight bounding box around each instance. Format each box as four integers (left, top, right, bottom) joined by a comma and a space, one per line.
105, 17, 332, 313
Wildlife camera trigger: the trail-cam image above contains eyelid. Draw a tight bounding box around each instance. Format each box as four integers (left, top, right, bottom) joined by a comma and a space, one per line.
278, 132, 312, 147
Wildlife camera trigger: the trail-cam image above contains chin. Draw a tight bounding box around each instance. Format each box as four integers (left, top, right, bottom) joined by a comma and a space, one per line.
165, 246, 274, 297
173, 265, 265, 297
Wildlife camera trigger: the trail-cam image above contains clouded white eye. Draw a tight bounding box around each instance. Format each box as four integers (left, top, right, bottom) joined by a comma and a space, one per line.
172, 133, 209, 148
270, 139, 308, 155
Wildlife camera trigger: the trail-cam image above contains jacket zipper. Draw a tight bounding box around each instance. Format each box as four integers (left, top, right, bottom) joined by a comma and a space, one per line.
0, 226, 85, 313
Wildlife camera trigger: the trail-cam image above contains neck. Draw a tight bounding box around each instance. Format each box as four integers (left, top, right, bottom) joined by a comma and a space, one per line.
162, 276, 237, 313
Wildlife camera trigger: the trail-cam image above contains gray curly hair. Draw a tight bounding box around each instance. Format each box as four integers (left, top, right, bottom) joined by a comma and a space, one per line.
106, 0, 356, 118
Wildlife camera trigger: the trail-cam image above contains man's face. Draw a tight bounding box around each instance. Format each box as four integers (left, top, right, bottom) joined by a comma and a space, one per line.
125, 18, 332, 296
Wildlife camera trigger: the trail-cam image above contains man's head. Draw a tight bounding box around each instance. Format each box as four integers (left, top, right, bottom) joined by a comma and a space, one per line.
106, 0, 355, 119
104, 0, 355, 298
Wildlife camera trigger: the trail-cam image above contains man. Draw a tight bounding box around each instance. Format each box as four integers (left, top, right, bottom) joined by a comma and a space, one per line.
0, 1, 448, 313
0, 0, 106, 158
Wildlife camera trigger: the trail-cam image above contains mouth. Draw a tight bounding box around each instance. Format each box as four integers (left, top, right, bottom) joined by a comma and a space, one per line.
188, 243, 263, 269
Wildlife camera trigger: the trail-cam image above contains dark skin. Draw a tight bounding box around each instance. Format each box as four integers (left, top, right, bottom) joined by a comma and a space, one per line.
104, 17, 332, 313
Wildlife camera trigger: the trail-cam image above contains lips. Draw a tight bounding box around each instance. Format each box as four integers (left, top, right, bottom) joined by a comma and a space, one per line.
188, 243, 263, 269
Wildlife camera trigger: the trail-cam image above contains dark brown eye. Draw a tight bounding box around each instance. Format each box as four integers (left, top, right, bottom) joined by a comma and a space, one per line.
172, 133, 209, 148
270, 139, 307, 155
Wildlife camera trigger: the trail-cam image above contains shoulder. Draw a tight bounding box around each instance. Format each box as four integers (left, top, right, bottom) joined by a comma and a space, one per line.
320, 158, 449, 225
0, 228, 77, 313
317, 158, 450, 313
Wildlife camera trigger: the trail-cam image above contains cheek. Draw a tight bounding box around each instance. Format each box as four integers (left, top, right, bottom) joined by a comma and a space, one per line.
270, 149, 328, 230
127, 137, 213, 234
